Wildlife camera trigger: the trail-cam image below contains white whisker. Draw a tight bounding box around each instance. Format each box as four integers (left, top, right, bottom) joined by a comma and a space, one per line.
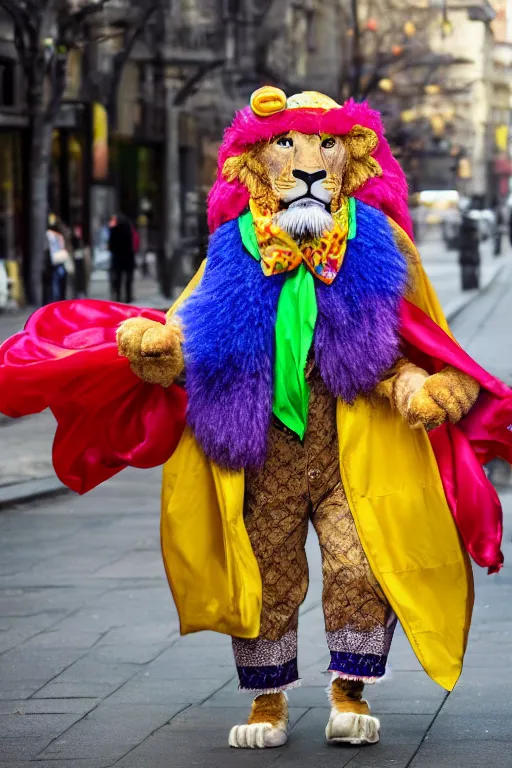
275, 201, 334, 240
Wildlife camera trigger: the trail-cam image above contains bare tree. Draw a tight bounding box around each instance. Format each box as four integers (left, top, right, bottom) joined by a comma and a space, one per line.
0, 0, 159, 306
86, 1, 161, 130
334, 0, 470, 103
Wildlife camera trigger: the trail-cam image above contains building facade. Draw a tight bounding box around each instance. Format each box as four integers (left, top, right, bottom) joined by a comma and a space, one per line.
0, 11, 27, 268
490, 0, 512, 202
2, 0, 509, 297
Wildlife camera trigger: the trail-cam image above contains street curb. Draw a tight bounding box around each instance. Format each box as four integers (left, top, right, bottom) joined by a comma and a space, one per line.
0, 476, 71, 509
444, 259, 509, 323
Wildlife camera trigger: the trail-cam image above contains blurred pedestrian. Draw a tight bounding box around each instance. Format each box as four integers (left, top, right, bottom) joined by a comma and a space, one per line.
494, 203, 504, 256
108, 213, 135, 303
45, 214, 73, 302
131, 221, 140, 271
71, 225, 91, 298
0, 258, 8, 310
139, 199, 153, 277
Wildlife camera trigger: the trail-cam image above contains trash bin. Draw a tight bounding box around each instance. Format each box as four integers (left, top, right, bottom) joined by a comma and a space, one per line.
459, 215, 480, 291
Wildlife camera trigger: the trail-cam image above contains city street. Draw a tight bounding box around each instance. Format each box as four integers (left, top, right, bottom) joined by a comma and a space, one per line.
1, 0, 512, 761
0, 257, 512, 767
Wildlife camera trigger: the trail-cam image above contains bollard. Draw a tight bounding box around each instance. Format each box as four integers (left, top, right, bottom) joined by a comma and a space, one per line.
458, 215, 480, 291
73, 254, 87, 297
494, 227, 502, 256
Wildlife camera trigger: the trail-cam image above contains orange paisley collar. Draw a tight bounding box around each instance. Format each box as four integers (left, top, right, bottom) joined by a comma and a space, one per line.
249, 198, 350, 285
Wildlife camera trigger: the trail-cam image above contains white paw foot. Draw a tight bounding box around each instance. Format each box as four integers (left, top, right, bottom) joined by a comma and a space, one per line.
325, 709, 380, 745
228, 722, 288, 749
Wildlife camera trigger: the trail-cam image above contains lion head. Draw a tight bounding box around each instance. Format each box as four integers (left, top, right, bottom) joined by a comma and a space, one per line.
221, 88, 382, 240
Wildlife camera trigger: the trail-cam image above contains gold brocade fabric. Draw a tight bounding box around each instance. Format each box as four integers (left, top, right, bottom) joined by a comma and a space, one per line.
249, 199, 349, 284
243, 371, 390, 642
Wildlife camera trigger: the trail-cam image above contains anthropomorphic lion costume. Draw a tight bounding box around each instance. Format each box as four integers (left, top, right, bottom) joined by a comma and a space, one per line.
1, 88, 511, 750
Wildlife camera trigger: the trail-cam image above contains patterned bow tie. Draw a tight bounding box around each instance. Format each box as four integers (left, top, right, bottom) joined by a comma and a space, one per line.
250, 198, 352, 285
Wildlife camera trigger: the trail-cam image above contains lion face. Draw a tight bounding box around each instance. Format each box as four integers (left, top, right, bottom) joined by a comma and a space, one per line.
222, 125, 382, 240
258, 131, 346, 208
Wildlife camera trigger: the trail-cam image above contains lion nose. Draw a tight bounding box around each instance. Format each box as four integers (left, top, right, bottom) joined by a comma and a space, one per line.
292, 169, 327, 187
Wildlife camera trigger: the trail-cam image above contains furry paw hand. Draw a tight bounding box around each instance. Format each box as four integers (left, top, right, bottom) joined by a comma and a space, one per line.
407, 366, 480, 430
116, 317, 184, 387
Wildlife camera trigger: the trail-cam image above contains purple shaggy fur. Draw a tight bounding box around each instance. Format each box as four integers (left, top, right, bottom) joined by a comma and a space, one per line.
179, 201, 406, 470
314, 201, 407, 402
178, 219, 284, 470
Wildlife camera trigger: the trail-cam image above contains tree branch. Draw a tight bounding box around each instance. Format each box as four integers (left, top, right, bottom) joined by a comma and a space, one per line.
106, 1, 159, 126
336, 1, 353, 100
246, 0, 278, 24
350, 0, 362, 100
13, 24, 29, 73
0, 0, 32, 27
44, 52, 68, 123
0, 0, 33, 64
173, 60, 224, 107
2, 0, 41, 81
67, 0, 114, 26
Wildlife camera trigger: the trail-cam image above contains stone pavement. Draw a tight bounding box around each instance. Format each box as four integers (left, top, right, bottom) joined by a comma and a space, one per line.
1, 476, 510, 768
0, 257, 511, 765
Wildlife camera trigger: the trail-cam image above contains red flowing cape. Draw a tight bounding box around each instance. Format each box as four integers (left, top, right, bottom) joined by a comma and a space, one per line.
0, 301, 187, 494
1, 299, 510, 572
400, 300, 511, 574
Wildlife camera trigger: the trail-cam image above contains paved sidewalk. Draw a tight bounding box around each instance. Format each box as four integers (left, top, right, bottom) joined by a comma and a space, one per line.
3, 475, 510, 768
418, 235, 508, 319
0, 271, 165, 490
0, 270, 165, 344
0, 254, 511, 765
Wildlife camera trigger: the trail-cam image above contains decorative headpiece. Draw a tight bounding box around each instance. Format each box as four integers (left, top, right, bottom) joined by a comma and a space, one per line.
250, 86, 340, 116
208, 87, 413, 240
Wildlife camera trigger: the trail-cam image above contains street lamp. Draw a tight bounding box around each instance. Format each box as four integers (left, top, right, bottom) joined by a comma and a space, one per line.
428, 0, 453, 37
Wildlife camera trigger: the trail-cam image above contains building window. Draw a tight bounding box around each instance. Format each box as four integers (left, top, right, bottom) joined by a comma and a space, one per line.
0, 57, 15, 107
0, 131, 23, 262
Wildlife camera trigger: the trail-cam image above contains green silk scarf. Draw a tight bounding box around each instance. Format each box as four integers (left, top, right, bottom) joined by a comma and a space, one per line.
239, 198, 357, 438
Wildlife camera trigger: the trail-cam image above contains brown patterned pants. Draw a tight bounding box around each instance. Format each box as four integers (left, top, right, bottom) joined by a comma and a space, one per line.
232, 375, 396, 692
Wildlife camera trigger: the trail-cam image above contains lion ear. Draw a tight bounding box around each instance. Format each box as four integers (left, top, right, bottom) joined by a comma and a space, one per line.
345, 125, 378, 160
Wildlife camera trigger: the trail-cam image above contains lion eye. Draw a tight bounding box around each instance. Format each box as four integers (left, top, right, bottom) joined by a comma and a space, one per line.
276, 136, 293, 148
321, 137, 336, 149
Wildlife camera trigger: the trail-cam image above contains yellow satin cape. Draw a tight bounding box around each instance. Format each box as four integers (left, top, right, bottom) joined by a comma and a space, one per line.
161, 224, 473, 690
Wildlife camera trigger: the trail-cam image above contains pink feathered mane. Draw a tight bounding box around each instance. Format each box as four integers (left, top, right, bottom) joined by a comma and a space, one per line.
207, 99, 413, 240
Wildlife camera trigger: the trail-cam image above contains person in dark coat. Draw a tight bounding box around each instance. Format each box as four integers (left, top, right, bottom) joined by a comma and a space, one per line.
108, 213, 135, 303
